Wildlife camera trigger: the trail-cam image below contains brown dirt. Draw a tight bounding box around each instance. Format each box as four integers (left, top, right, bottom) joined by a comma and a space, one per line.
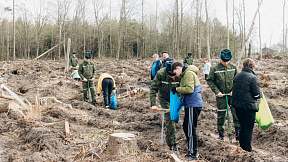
0, 56, 287, 161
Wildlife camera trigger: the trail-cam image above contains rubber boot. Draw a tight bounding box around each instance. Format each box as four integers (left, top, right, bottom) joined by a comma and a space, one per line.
219, 133, 225, 141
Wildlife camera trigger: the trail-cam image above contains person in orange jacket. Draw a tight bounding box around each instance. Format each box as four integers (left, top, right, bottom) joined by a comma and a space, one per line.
97, 73, 116, 109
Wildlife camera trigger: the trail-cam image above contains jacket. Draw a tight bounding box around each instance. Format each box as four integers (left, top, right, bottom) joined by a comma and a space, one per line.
202, 62, 211, 75
78, 61, 96, 80
183, 56, 193, 65
177, 65, 203, 108
97, 73, 116, 95
150, 68, 180, 108
69, 55, 78, 67
207, 62, 238, 94
160, 57, 174, 68
232, 67, 262, 112
151, 59, 162, 80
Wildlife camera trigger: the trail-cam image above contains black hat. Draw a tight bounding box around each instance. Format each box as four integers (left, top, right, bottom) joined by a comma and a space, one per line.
166, 61, 176, 76
220, 49, 232, 61
84, 52, 91, 59
188, 52, 192, 57
72, 51, 76, 54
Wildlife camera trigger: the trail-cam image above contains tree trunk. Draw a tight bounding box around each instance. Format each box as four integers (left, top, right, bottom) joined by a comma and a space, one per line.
226, 0, 229, 49
196, 0, 200, 59
205, 0, 211, 62
258, 0, 262, 61
106, 133, 139, 156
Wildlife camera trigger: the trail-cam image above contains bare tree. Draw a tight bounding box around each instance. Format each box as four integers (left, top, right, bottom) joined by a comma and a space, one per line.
205, 0, 211, 62
258, 0, 262, 61
283, 0, 286, 55
237, 0, 263, 67
196, 0, 200, 59
176, 0, 179, 59
226, 0, 229, 49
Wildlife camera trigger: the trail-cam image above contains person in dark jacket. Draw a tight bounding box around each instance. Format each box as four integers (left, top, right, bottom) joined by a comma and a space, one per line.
160, 52, 173, 68
151, 54, 162, 80
232, 58, 262, 152
171, 62, 203, 161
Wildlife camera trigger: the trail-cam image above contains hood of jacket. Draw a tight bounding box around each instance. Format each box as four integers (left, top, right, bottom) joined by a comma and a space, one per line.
182, 64, 199, 76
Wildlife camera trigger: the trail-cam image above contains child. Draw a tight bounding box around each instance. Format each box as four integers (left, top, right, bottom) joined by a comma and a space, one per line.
202, 58, 211, 80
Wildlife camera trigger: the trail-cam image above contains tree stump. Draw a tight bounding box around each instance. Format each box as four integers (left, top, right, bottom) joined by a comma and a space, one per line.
106, 133, 139, 156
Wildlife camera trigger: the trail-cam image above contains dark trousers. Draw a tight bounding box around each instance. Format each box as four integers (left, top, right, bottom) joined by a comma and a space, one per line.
205, 74, 208, 80
183, 107, 202, 155
102, 78, 113, 106
235, 109, 255, 152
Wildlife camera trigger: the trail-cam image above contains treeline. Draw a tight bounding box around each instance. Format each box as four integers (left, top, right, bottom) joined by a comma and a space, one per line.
0, 0, 244, 61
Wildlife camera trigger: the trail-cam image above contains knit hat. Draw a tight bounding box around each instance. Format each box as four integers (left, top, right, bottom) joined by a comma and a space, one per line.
166, 61, 176, 76
72, 51, 76, 54
84, 52, 91, 59
220, 49, 232, 62
188, 52, 192, 57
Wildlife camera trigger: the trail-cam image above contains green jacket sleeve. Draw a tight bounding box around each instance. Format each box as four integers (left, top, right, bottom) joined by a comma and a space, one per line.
69, 58, 72, 66
206, 67, 220, 94
183, 57, 187, 64
150, 73, 160, 107
177, 71, 195, 94
78, 63, 84, 80
92, 63, 96, 78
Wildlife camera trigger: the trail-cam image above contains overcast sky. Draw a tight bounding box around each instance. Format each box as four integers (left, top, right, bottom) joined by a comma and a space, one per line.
1, 0, 287, 49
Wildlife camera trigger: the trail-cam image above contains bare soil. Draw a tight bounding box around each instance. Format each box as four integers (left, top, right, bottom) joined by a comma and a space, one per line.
0, 56, 287, 162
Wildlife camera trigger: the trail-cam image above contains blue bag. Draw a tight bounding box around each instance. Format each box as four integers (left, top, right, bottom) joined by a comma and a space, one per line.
170, 90, 183, 123
110, 94, 117, 109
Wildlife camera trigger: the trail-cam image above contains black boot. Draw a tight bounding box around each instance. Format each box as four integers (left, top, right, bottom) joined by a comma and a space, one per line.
169, 144, 178, 151
235, 128, 240, 141
219, 133, 225, 141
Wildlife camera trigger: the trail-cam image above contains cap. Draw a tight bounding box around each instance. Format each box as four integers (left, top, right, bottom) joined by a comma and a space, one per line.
166, 62, 176, 76
220, 49, 232, 62
72, 51, 76, 54
188, 52, 192, 57
84, 52, 92, 59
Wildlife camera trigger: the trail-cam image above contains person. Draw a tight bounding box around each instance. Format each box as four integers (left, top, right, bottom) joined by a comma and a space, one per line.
202, 58, 211, 80
206, 49, 240, 142
97, 73, 116, 109
70, 51, 80, 80
151, 54, 162, 80
232, 58, 262, 152
78, 52, 97, 107
183, 52, 194, 65
70, 51, 78, 70
171, 62, 203, 161
150, 62, 180, 151
160, 52, 173, 68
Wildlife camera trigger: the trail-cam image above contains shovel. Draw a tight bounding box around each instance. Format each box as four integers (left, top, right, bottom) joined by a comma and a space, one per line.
159, 112, 165, 145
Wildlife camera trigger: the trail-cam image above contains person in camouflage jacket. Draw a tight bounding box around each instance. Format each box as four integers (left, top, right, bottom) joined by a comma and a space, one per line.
78, 52, 97, 107
70, 51, 78, 69
183, 52, 194, 65
206, 49, 240, 141
150, 63, 180, 151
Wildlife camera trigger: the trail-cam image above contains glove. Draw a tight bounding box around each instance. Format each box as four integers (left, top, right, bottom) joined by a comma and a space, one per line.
171, 87, 177, 94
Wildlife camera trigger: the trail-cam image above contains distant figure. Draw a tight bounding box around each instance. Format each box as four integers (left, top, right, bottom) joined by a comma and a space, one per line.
151, 54, 162, 80
160, 52, 173, 68
78, 52, 97, 107
70, 51, 80, 80
183, 52, 194, 65
202, 58, 211, 80
232, 58, 262, 152
97, 73, 116, 109
206, 49, 240, 142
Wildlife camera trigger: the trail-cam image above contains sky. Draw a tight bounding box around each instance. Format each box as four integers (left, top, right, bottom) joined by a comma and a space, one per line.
1, 0, 287, 50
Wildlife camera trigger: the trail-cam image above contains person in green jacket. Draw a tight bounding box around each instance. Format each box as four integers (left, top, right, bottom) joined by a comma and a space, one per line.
150, 62, 180, 151
183, 52, 193, 65
78, 52, 97, 107
206, 49, 240, 142
70, 51, 78, 70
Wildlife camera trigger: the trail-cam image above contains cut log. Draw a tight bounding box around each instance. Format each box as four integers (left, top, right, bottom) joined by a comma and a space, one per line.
0, 84, 28, 108
106, 133, 139, 156
0, 94, 14, 100
170, 153, 182, 162
3, 102, 26, 119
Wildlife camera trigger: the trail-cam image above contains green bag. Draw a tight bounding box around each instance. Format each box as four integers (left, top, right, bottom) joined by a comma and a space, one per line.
255, 93, 274, 130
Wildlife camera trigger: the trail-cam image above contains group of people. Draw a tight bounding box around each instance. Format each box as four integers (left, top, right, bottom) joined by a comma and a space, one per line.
69, 52, 116, 109
150, 49, 262, 160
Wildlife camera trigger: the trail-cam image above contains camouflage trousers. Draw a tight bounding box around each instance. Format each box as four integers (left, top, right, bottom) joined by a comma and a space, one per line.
216, 96, 240, 136
161, 103, 177, 146
82, 81, 96, 103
